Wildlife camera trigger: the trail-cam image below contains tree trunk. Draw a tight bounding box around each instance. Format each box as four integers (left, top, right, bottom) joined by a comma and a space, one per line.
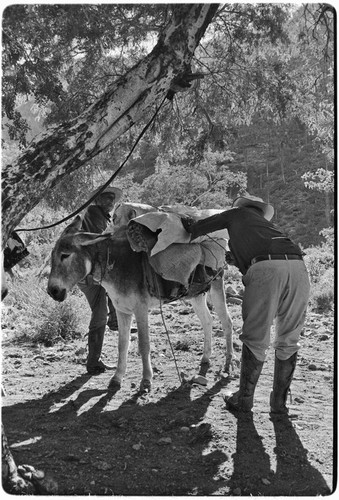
1, 4, 219, 244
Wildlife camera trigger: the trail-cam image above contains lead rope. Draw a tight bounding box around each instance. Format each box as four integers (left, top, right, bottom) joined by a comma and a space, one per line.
153, 276, 183, 385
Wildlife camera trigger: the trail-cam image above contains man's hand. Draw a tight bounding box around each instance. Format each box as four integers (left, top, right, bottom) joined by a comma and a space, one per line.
225, 251, 237, 266
181, 217, 195, 233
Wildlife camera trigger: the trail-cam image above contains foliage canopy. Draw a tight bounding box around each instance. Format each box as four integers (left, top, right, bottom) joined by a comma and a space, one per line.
2, 3, 334, 245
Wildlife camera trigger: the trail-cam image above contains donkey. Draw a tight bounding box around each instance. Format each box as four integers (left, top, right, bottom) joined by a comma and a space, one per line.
47, 216, 236, 392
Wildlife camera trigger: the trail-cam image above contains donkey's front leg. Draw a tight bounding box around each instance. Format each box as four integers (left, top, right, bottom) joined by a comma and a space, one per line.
109, 310, 132, 388
135, 307, 153, 393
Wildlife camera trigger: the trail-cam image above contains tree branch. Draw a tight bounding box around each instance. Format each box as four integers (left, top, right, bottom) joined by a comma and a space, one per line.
2, 4, 219, 243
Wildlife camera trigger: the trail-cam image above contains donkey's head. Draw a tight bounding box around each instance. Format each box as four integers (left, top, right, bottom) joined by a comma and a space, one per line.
47, 216, 110, 302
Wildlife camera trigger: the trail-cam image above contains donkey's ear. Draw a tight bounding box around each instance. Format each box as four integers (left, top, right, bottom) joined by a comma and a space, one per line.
73, 232, 110, 247
61, 215, 83, 236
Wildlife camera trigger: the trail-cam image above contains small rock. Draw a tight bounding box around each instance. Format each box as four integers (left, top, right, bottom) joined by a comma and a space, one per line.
46, 354, 61, 361
8, 353, 23, 358
132, 443, 142, 451
261, 478, 271, 485
93, 461, 112, 471
180, 426, 190, 433
318, 334, 329, 341
179, 309, 191, 315
157, 437, 172, 445
75, 347, 86, 356
308, 363, 318, 371
233, 487, 241, 495
294, 397, 305, 404
63, 454, 80, 462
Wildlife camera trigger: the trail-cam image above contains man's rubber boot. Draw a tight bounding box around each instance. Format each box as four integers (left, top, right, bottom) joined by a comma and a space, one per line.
270, 352, 297, 415
224, 344, 264, 412
86, 327, 112, 375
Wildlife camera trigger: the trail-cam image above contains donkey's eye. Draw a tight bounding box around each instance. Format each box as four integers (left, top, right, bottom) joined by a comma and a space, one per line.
60, 253, 70, 262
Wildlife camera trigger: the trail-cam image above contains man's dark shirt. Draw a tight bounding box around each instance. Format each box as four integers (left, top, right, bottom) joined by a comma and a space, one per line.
81, 205, 111, 234
190, 207, 302, 275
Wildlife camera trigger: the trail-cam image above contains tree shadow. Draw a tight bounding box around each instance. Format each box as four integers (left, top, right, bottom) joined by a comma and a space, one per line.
2, 373, 332, 495
2, 374, 232, 495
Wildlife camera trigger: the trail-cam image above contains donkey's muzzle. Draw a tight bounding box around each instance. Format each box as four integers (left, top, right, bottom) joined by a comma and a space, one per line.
47, 285, 66, 302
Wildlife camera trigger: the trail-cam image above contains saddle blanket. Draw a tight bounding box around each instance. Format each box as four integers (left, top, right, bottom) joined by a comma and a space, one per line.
128, 211, 228, 286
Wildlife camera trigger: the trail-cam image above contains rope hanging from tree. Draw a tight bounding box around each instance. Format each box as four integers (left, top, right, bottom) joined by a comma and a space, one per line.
15, 94, 168, 233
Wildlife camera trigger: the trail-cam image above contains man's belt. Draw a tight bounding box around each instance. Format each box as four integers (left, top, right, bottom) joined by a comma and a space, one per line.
251, 254, 303, 266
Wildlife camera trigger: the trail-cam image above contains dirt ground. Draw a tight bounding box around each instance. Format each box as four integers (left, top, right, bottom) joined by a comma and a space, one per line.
1, 292, 335, 496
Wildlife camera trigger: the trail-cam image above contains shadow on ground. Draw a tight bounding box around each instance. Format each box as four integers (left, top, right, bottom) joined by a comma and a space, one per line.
2, 372, 333, 495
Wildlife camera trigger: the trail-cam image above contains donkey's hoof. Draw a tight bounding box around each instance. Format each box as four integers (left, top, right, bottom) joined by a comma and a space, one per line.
224, 355, 240, 375
108, 377, 121, 389
139, 379, 152, 393
192, 374, 208, 386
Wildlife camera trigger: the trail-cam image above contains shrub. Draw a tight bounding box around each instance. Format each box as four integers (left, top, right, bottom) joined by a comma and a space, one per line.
2, 275, 89, 346
304, 243, 334, 313
303, 246, 334, 284
309, 267, 334, 313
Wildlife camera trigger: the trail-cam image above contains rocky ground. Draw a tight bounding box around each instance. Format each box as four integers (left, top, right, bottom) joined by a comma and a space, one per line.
1, 292, 335, 496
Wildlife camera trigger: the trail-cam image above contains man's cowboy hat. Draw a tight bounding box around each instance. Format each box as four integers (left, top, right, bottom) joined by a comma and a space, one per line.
91, 186, 123, 203
232, 194, 274, 221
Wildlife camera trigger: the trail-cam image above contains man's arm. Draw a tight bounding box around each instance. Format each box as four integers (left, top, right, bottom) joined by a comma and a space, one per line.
182, 209, 234, 241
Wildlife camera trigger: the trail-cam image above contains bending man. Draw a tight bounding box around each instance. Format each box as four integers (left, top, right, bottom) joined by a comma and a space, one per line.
182, 194, 310, 415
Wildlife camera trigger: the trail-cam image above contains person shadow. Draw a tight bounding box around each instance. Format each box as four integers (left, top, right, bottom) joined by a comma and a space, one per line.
271, 414, 333, 495
229, 410, 332, 496
228, 411, 272, 495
